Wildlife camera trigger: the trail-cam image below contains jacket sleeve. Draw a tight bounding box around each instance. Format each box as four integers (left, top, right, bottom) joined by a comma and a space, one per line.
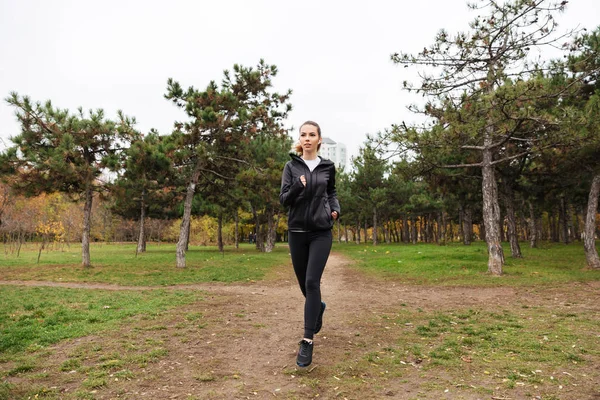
328, 166, 341, 217
280, 162, 305, 207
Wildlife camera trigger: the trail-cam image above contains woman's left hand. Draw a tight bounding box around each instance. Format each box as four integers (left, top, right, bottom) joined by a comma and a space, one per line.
331, 211, 338, 220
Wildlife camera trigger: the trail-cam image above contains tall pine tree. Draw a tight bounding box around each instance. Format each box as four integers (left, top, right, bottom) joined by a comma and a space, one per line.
1, 93, 137, 267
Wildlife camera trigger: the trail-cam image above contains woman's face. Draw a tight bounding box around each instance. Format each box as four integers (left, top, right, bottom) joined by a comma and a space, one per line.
299, 124, 320, 153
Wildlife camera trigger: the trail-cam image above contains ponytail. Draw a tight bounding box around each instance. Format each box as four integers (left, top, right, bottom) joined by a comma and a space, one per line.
293, 141, 303, 155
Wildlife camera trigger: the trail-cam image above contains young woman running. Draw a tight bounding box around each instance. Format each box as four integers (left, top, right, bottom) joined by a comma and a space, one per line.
279, 120, 340, 367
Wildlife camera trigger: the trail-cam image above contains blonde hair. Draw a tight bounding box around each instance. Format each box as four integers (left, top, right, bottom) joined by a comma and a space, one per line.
294, 120, 322, 155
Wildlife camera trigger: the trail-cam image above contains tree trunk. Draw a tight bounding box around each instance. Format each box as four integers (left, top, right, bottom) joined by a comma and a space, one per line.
502, 182, 522, 258
463, 206, 473, 245
372, 207, 378, 246
411, 216, 417, 245
337, 219, 342, 243
573, 209, 581, 242
568, 206, 575, 243
17, 230, 23, 257
251, 205, 262, 251
344, 224, 349, 243
541, 215, 548, 240
459, 206, 464, 242
438, 212, 446, 245
403, 216, 409, 243
482, 146, 504, 275
234, 211, 239, 249
258, 218, 267, 252
176, 168, 200, 268
185, 220, 191, 250
550, 209, 559, 242
356, 217, 361, 244
560, 196, 570, 244
519, 213, 528, 242
391, 220, 399, 243
583, 174, 600, 269
528, 201, 538, 248
499, 207, 505, 243
430, 214, 435, 243
217, 213, 224, 252
137, 188, 147, 254
545, 211, 551, 241
386, 221, 391, 243
265, 208, 277, 253
81, 186, 94, 268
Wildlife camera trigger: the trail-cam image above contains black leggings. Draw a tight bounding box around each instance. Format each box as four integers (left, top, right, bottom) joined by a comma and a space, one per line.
288, 230, 332, 339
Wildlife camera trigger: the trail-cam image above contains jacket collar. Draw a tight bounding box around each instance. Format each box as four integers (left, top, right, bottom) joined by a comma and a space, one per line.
289, 153, 334, 166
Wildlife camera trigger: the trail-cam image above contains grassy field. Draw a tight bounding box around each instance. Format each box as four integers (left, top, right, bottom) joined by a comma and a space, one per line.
0, 242, 292, 285
0, 285, 208, 400
332, 240, 600, 286
0, 286, 207, 354
322, 304, 599, 399
1, 240, 599, 399
3, 241, 597, 287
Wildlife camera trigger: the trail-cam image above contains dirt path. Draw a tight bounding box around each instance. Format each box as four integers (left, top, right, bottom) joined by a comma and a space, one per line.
2, 252, 600, 399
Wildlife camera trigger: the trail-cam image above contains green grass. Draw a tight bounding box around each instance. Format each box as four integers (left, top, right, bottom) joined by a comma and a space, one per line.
0, 242, 291, 285
0, 285, 205, 354
4, 241, 597, 287
1, 240, 599, 399
355, 305, 598, 380
328, 304, 599, 399
333, 241, 600, 286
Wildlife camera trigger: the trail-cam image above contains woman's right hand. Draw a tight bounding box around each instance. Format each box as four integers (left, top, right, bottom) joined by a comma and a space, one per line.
300, 175, 306, 186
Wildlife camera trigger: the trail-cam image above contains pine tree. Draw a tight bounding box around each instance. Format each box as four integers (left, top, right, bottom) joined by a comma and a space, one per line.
109, 130, 177, 253
0, 93, 137, 267
164, 60, 291, 268
391, 0, 578, 274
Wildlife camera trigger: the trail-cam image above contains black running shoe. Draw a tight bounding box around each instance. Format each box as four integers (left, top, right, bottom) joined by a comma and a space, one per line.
315, 301, 326, 334
296, 339, 313, 367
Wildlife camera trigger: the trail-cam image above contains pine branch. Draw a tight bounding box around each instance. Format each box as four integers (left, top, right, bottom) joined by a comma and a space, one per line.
436, 161, 483, 168
199, 168, 236, 180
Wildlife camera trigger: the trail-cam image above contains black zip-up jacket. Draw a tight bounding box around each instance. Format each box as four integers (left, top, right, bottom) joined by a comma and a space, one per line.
280, 154, 341, 232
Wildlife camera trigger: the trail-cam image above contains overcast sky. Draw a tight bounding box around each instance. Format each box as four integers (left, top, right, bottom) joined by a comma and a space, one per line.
1, 0, 598, 162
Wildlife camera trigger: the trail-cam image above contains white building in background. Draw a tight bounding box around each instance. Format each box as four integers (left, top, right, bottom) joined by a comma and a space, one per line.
319, 137, 347, 171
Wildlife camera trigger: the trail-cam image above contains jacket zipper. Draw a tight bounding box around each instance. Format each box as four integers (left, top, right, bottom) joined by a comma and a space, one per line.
303, 162, 311, 231
301, 159, 323, 231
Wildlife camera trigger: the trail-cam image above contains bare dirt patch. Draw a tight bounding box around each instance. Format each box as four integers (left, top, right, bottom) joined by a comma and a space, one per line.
2, 253, 600, 399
